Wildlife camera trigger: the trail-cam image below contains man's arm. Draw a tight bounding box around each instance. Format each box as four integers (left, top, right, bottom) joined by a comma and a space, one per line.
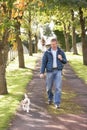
40, 52, 48, 75
58, 51, 67, 64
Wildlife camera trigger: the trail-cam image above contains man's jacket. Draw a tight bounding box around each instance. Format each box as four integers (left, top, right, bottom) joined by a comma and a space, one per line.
40, 47, 67, 73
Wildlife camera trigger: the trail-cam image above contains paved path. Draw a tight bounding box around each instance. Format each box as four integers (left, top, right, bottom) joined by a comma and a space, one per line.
8, 60, 87, 130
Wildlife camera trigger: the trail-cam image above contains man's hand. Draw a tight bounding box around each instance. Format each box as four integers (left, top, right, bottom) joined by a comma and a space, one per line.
40, 74, 44, 79
58, 54, 62, 61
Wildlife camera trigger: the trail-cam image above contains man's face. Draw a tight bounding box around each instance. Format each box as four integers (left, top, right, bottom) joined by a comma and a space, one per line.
51, 41, 57, 50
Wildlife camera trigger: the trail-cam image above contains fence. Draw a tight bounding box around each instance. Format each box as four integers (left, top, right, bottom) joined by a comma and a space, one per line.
7, 49, 18, 64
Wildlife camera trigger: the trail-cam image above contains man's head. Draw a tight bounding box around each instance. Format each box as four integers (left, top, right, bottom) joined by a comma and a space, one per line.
50, 38, 58, 50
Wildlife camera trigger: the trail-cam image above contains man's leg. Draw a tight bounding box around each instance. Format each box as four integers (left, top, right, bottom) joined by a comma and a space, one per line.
46, 72, 53, 103
54, 70, 62, 107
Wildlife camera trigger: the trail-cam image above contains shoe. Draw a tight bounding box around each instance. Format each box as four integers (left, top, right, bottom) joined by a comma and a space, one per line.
55, 104, 60, 109
48, 100, 52, 105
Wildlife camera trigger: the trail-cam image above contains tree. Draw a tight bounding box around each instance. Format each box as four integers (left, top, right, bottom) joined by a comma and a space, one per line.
70, 0, 87, 64
12, 0, 25, 68
0, 1, 13, 94
79, 7, 87, 65
52, 7, 71, 51
43, 0, 87, 65
15, 20, 25, 68
22, 0, 44, 55
28, 8, 32, 56
71, 9, 78, 54
63, 21, 70, 51
39, 1, 71, 51
58, 0, 87, 65
22, 7, 33, 56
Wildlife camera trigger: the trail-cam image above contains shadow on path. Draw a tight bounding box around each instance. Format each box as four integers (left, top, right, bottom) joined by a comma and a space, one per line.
8, 60, 87, 130
63, 64, 87, 112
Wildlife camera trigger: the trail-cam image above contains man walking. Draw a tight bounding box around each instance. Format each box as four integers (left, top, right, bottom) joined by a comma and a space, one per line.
40, 38, 67, 109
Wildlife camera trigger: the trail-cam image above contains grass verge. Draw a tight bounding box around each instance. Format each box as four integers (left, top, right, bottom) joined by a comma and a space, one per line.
66, 52, 87, 84
0, 54, 39, 130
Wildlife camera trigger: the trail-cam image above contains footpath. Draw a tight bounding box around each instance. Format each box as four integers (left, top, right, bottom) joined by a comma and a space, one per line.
8, 59, 87, 130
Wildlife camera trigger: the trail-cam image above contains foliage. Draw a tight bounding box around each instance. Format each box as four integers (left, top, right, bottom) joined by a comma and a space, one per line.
54, 30, 71, 50
54, 30, 81, 50
0, 1, 13, 39
43, 23, 53, 37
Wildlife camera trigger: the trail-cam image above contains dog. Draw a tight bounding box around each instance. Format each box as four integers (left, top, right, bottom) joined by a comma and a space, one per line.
21, 93, 30, 113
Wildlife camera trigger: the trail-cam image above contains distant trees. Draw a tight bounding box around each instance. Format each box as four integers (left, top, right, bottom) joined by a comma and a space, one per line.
12, 0, 25, 68
41, 0, 87, 65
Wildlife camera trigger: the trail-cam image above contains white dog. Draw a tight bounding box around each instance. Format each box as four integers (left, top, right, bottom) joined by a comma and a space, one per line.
21, 94, 30, 113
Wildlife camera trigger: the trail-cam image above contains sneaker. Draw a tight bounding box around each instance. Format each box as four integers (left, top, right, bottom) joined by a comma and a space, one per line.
55, 104, 60, 109
48, 100, 52, 105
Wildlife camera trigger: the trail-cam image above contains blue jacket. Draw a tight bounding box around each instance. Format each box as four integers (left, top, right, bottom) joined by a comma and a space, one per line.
40, 47, 67, 73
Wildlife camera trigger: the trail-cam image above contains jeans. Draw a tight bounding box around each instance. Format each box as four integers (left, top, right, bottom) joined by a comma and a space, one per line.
46, 70, 62, 105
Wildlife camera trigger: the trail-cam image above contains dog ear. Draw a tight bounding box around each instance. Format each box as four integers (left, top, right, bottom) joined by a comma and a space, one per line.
24, 93, 28, 98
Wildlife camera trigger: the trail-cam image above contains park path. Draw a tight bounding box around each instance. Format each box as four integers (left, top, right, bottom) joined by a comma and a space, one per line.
8, 58, 87, 130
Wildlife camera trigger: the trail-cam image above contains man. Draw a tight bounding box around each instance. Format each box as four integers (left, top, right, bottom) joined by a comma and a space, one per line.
40, 38, 67, 109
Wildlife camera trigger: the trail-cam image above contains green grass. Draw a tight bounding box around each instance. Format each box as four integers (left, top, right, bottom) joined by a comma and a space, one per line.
66, 52, 87, 84
0, 54, 39, 130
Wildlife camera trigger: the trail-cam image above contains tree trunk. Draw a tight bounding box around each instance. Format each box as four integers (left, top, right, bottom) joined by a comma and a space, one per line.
35, 34, 38, 53
64, 33, 70, 52
28, 31, 32, 56
71, 9, 78, 54
63, 23, 70, 52
0, 2, 13, 94
15, 21, 25, 68
79, 7, 87, 65
72, 27, 78, 54
0, 29, 9, 94
28, 10, 32, 56
0, 49, 8, 94
0, 63, 8, 95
